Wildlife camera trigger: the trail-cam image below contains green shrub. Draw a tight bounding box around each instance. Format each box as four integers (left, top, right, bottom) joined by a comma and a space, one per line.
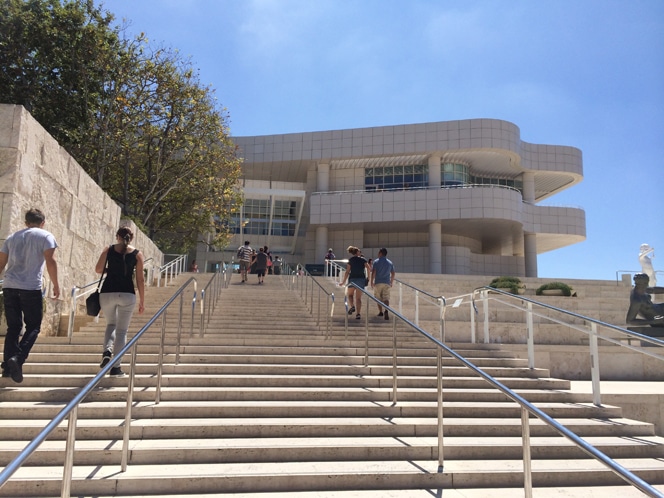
536, 281, 574, 296
489, 276, 524, 294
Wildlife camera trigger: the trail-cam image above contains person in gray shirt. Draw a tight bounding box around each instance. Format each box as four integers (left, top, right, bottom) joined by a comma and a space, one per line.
370, 248, 395, 320
0, 208, 60, 383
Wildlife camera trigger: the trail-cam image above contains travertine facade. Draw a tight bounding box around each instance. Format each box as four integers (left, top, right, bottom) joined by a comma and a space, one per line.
200, 119, 585, 276
0, 104, 163, 335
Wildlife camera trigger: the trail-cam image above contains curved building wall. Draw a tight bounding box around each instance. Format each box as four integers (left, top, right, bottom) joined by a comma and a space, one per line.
226, 118, 585, 276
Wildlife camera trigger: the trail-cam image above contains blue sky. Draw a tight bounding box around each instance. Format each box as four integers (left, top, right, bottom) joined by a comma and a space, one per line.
101, 0, 663, 281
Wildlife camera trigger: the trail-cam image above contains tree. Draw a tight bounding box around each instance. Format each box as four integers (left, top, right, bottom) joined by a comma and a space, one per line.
73, 40, 243, 250
0, 0, 243, 251
0, 0, 121, 149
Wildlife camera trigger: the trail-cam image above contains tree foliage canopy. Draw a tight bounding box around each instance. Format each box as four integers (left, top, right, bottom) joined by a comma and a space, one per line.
0, 0, 242, 251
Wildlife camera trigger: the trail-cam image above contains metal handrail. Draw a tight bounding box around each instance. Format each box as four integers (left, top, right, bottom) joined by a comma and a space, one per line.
616, 269, 664, 285
283, 262, 334, 337
312, 183, 523, 196
325, 259, 444, 328
198, 264, 232, 338
156, 254, 187, 287
0, 277, 201, 496
469, 286, 664, 407
345, 283, 663, 497
66, 277, 105, 341
66, 257, 156, 342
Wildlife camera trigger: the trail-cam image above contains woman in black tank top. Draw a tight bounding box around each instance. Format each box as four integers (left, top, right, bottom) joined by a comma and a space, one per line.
94, 226, 145, 377
338, 245, 370, 320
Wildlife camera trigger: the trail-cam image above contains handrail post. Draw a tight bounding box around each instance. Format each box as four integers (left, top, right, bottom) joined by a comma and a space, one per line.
590, 322, 602, 406
344, 295, 349, 338
415, 290, 420, 327
67, 286, 77, 343
437, 345, 444, 469
439, 298, 445, 343
61, 407, 77, 498
364, 308, 369, 367
157, 310, 167, 404
470, 297, 476, 343
121, 346, 138, 472
521, 407, 533, 498
398, 282, 403, 315
199, 289, 206, 337
190, 285, 197, 338
391, 315, 398, 403
526, 302, 535, 369
316, 286, 321, 326
483, 290, 490, 343
176, 293, 183, 364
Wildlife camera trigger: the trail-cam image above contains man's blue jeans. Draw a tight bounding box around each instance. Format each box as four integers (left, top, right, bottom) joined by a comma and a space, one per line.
2, 288, 43, 370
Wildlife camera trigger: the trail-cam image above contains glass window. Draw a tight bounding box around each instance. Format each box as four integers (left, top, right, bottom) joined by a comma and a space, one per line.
470, 174, 523, 193
365, 163, 428, 191
229, 198, 299, 236
441, 163, 469, 186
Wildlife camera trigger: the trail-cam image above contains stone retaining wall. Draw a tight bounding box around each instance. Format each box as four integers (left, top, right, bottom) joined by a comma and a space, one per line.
0, 104, 163, 336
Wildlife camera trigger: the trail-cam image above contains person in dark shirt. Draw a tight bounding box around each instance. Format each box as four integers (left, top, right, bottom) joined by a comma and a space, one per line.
95, 226, 145, 377
254, 247, 269, 284
338, 245, 370, 320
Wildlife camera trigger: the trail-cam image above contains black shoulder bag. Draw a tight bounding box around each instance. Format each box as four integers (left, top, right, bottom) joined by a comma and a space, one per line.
86, 247, 110, 316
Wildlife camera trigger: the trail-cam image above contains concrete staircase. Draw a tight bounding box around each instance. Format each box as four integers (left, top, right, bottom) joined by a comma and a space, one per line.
1, 272, 664, 496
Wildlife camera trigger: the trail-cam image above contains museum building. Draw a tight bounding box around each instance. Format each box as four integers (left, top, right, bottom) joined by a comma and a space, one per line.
196, 118, 586, 277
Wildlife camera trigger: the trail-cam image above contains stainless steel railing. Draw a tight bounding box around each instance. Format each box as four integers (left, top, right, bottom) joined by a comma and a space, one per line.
282, 262, 335, 337
469, 286, 664, 407
157, 254, 187, 287
0, 276, 214, 497
66, 256, 157, 342
344, 282, 662, 497
326, 259, 445, 331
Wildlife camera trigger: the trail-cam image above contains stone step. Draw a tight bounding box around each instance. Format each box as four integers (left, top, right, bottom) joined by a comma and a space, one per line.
4, 435, 664, 466
2, 271, 661, 497
71, 486, 664, 498
2, 458, 664, 497
0, 416, 654, 440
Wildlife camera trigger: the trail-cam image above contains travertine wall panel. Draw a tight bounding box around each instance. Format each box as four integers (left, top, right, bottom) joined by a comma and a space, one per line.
0, 104, 164, 336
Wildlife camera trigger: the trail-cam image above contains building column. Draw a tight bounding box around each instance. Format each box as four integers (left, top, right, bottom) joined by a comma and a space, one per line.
429, 222, 442, 274
317, 163, 330, 192
428, 155, 441, 187
524, 232, 538, 277
315, 226, 328, 264
522, 172, 535, 203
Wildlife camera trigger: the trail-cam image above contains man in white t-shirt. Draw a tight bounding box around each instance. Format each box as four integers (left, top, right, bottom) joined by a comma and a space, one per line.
0, 208, 60, 383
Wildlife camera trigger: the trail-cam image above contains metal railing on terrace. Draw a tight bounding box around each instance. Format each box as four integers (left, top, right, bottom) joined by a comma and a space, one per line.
66, 255, 189, 342
312, 183, 523, 196
616, 269, 664, 285
320, 260, 664, 496
341, 280, 663, 497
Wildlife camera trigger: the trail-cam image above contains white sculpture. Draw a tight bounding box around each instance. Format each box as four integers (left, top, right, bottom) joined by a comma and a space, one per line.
639, 243, 656, 286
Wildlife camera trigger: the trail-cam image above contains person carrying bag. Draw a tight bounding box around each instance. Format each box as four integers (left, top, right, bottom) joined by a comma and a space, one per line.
86, 249, 109, 317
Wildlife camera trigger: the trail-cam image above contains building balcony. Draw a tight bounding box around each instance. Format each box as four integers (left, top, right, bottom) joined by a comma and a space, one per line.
310, 185, 585, 251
